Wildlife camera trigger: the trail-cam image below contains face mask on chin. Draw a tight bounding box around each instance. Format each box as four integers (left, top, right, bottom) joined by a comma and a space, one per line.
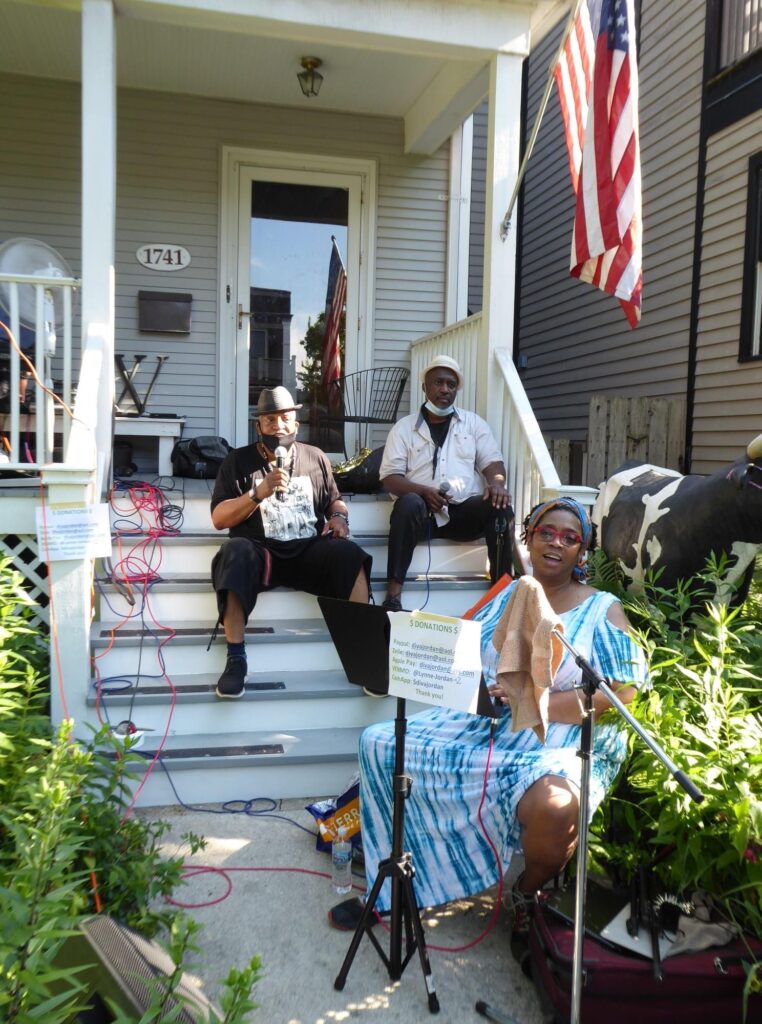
423, 399, 456, 418
259, 431, 297, 454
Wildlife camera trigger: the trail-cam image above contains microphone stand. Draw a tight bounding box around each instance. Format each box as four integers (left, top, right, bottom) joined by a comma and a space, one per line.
551, 628, 704, 1024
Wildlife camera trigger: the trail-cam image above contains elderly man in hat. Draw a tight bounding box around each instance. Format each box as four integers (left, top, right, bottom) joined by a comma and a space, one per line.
210, 386, 372, 699
379, 355, 512, 611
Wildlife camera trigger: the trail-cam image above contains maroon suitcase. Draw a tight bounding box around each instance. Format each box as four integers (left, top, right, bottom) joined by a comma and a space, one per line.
529, 894, 762, 1024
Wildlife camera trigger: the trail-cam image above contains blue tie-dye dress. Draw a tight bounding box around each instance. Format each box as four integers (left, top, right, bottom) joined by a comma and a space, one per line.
358, 582, 648, 911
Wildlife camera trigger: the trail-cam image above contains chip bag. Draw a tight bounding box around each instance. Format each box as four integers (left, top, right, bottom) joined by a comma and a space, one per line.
305, 773, 362, 853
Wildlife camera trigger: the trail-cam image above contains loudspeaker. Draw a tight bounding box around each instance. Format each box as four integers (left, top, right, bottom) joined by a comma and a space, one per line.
54, 915, 219, 1022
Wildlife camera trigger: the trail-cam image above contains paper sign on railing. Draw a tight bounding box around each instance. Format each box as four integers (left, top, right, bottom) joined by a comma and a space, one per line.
35, 504, 112, 561
388, 610, 482, 712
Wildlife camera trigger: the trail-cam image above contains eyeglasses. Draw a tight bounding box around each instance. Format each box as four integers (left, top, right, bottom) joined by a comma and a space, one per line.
531, 525, 583, 548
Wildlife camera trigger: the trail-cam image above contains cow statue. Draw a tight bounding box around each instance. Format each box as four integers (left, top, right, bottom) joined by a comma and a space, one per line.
592, 433, 762, 605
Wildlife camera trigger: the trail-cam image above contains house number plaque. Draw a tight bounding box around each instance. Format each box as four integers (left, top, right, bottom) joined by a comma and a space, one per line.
135, 244, 191, 271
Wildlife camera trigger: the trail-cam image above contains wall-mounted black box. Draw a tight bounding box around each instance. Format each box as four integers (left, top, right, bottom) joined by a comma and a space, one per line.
138, 291, 192, 334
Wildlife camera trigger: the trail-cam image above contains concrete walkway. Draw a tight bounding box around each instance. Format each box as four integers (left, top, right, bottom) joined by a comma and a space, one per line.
142, 798, 548, 1024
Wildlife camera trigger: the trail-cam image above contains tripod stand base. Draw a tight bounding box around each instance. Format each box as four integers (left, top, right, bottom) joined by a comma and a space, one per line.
333, 852, 439, 1014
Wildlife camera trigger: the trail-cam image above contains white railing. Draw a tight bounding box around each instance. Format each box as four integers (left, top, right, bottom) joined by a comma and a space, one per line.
410, 321, 598, 525
0, 272, 79, 470
409, 312, 482, 414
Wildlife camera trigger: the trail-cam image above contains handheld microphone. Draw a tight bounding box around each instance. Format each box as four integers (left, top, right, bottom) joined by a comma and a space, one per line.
438, 480, 451, 498
274, 446, 288, 501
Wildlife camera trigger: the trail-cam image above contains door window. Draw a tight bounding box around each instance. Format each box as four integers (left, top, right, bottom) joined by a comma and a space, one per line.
248, 180, 348, 447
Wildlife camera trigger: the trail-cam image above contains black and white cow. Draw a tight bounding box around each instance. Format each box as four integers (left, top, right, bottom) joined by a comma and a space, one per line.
593, 433, 762, 604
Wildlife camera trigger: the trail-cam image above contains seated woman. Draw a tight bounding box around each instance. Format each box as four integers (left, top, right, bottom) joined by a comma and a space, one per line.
329, 497, 647, 946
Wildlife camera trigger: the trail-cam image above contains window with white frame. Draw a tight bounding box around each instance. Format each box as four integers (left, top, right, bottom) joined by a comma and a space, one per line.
740, 151, 762, 361
720, 0, 762, 69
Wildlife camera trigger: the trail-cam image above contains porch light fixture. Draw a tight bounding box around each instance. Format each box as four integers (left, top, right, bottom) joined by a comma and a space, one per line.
297, 57, 323, 98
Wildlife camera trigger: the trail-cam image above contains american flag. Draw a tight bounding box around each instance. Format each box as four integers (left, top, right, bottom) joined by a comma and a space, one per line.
321, 237, 346, 411
556, 0, 642, 326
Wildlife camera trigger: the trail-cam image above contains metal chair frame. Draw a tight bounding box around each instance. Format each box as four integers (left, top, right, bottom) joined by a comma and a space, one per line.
325, 365, 409, 456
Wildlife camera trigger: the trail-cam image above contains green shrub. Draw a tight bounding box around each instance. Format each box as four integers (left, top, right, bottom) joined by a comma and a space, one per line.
0, 557, 260, 1021
588, 552, 762, 937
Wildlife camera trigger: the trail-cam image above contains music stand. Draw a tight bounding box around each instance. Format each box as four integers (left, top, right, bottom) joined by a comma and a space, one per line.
318, 597, 440, 1011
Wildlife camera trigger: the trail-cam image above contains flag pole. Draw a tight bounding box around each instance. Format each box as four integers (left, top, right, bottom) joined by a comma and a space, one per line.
500, 0, 586, 241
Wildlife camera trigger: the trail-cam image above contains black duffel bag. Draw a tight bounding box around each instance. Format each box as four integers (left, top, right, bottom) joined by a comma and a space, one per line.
332, 446, 384, 493
171, 436, 231, 479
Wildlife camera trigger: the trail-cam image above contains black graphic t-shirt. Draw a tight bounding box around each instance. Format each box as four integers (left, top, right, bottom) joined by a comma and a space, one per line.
210, 441, 341, 545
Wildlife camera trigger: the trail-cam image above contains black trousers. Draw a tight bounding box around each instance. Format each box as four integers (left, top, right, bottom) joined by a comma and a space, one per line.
212, 535, 372, 623
386, 492, 513, 585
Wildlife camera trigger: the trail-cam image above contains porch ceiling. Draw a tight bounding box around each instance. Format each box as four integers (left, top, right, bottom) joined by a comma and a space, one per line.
0, 0, 568, 154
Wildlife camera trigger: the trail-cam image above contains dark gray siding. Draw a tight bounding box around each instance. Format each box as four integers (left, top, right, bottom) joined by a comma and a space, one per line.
515, 0, 704, 453
467, 101, 488, 316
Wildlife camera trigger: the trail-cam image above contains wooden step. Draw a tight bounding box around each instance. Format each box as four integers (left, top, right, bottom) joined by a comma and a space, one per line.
106, 530, 491, 576
88, 668, 404, 736
119, 727, 368, 807
97, 573, 491, 622
91, 618, 343, 676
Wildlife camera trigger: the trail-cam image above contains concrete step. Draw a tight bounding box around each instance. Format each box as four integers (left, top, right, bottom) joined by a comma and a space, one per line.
120, 727, 368, 807
89, 668, 402, 736
97, 573, 491, 622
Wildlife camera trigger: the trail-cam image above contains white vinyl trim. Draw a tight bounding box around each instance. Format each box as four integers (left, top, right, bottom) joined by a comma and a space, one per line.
446, 115, 473, 324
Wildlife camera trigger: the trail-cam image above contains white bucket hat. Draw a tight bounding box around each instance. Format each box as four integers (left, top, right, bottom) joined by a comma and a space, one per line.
419, 354, 463, 390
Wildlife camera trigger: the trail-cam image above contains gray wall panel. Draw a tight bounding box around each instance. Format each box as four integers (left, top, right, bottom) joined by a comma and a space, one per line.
0, 72, 448, 440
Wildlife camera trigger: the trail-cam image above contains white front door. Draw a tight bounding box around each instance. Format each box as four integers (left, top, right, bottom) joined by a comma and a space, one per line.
220, 148, 376, 452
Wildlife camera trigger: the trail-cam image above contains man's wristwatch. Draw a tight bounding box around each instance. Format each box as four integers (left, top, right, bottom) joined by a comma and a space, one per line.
249, 483, 259, 503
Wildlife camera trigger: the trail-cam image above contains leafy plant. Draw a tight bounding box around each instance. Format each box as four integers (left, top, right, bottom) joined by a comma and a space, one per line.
587, 553, 762, 937
0, 557, 260, 1021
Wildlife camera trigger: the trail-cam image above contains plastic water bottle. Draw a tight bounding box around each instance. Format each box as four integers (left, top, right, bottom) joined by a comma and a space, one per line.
331, 826, 352, 895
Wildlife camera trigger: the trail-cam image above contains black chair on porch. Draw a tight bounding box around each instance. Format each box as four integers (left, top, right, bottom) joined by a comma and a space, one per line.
322, 365, 409, 458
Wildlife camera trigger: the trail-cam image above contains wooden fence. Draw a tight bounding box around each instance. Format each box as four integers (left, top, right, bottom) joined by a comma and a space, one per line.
547, 395, 686, 488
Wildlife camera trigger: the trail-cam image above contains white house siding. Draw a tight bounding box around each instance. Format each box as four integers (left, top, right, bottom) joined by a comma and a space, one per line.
0, 74, 82, 361
692, 110, 762, 472
515, 0, 704, 449
0, 73, 449, 438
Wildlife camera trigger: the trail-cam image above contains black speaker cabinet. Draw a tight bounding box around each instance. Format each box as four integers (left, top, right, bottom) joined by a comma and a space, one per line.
53, 915, 219, 1022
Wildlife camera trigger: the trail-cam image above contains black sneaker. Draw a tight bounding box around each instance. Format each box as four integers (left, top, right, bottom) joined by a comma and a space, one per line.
327, 897, 384, 931
381, 595, 407, 612
215, 656, 247, 699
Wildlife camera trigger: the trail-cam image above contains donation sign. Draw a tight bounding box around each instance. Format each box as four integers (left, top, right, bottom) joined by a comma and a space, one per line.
35, 503, 112, 561
388, 610, 482, 713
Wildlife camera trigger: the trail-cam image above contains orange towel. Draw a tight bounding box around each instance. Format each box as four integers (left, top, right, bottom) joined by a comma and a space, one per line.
492, 576, 565, 742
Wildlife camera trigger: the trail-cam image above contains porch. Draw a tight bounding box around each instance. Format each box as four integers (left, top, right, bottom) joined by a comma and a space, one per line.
0, 0, 596, 806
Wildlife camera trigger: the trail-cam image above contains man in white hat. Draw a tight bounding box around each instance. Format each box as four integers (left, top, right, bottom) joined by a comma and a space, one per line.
378, 355, 512, 610
210, 386, 371, 699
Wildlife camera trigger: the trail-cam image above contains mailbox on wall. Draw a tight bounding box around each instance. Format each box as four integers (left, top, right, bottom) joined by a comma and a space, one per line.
137, 291, 192, 334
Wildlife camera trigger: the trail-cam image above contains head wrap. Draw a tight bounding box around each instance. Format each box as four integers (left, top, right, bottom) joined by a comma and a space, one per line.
525, 497, 594, 582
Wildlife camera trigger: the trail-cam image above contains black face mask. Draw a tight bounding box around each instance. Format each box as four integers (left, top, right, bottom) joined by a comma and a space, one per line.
259, 431, 297, 454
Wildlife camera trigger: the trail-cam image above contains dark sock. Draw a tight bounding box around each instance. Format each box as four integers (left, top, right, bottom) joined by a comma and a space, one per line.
226, 641, 246, 661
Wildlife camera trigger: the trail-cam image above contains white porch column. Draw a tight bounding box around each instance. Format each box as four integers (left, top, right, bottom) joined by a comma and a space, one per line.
41, 469, 96, 734
478, 53, 524, 428
445, 116, 473, 325
81, 0, 116, 494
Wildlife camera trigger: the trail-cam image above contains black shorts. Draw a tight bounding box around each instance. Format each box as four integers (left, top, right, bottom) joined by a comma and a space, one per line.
211, 535, 372, 622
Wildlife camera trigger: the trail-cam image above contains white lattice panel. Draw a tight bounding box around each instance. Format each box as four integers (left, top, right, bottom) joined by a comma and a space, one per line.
1, 534, 49, 629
